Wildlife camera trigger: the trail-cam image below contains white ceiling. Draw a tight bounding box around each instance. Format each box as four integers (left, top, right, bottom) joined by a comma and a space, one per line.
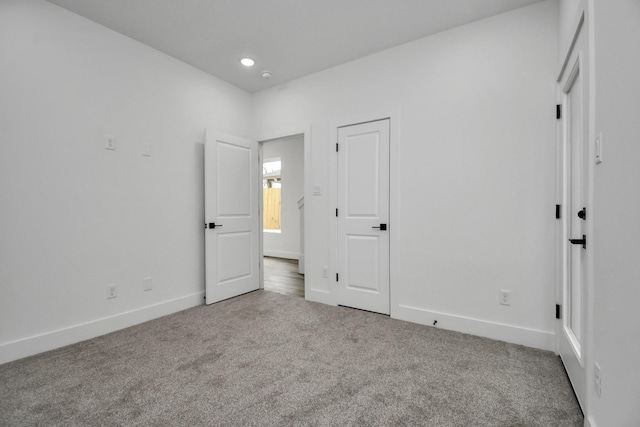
46, 0, 545, 93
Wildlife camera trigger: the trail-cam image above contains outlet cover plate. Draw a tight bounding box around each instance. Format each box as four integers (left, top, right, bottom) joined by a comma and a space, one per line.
594, 362, 602, 397
105, 135, 116, 151
499, 289, 511, 306
107, 284, 117, 299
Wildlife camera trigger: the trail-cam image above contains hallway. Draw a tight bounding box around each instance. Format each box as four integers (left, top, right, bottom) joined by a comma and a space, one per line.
263, 257, 304, 298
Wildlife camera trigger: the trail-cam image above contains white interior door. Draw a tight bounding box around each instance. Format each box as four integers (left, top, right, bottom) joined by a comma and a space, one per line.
337, 119, 390, 314
557, 16, 589, 410
205, 131, 260, 304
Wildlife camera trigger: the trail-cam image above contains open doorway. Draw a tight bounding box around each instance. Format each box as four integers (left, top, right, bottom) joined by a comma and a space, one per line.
260, 135, 305, 298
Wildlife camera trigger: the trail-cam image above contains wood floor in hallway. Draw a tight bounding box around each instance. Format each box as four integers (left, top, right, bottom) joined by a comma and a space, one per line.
263, 256, 304, 298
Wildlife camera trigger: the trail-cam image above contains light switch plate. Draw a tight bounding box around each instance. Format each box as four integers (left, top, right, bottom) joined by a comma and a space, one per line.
595, 132, 603, 164
105, 135, 116, 151
142, 143, 152, 157
499, 289, 511, 306
106, 284, 117, 299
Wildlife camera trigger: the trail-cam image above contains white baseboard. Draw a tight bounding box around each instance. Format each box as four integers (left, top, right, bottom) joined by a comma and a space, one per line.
0, 292, 204, 365
393, 303, 555, 351
305, 287, 335, 306
263, 250, 300, 260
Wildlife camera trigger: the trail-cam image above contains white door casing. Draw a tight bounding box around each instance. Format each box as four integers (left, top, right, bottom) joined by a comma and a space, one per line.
336, 119, 390, 315
557, 10, 590, 411
205, 131, 260, 304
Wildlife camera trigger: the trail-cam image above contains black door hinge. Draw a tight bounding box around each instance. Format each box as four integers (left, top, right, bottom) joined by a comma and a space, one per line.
556, 304, 561, 319
555, 204, 561, 219
336, 208, 338, 217
336, 143, 339, 152
336, 273, 339, 281
556, 104, 562, 119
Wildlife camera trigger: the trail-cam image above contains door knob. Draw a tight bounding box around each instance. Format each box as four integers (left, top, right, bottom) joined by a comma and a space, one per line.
206, 223, 223, 229
372, 224, 387, 231
569, 235, 586, 249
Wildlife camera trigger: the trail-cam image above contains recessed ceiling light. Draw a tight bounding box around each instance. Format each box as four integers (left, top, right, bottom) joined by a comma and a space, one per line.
240, 58, 255, 67
261, 71, 272, 79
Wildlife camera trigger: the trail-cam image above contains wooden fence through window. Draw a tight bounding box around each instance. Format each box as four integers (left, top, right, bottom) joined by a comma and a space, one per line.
263, 188, 281, 230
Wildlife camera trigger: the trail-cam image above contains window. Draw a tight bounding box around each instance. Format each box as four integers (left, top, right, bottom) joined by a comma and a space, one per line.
263, 159, 281, 231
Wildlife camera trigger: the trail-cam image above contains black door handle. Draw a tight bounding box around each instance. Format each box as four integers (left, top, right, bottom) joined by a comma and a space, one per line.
372, 224, 387, 231
206, 223, 223, 229
569, 235, 586, 249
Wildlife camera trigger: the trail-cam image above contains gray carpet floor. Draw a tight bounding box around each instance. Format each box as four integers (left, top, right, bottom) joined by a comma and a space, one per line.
0, 290, 583, 426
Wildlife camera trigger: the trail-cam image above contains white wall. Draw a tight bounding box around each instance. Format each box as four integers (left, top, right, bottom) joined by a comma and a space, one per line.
262, 135, 304, 259
558, 0, 583, 60
557, 1, 640, 425
590, 1, 640, 425
253, 1, 559, 349
0, 0, 252, 363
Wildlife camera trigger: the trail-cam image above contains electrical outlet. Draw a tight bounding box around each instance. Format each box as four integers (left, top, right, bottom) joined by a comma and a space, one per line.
105, 135, 116, 151
106, 284, 117, 299
143, 277, 152, 291
322, 267, 328, 278
499, 289, 511, 306
594, 362, 602, 397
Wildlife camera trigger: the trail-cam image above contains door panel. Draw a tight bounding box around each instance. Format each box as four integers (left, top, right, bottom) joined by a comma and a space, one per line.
346, 134, 381, 217
557, 16, 589, 410
346, 235, 380, 292
337, 119, 390, 314
567, 63, 584, 351
217, 142, 252, 217
217, 232, 252, 283
205, 132, 259, 304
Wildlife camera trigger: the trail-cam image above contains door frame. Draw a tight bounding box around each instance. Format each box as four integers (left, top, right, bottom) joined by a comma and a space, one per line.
555, 0, 595, 413
329, 108, 401, 313
256, 126, 311, 297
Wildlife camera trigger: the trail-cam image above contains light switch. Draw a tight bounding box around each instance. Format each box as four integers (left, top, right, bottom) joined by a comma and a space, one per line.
595, 132, 603, 164
143, 143, 152, 157
105, 135, 116, 151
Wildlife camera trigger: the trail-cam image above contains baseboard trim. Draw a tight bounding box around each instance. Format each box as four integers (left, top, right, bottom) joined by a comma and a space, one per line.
263, 250, 300, 260
305, 288, 335, 306
393, 304, 555, 351
0, 292, 204, 365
